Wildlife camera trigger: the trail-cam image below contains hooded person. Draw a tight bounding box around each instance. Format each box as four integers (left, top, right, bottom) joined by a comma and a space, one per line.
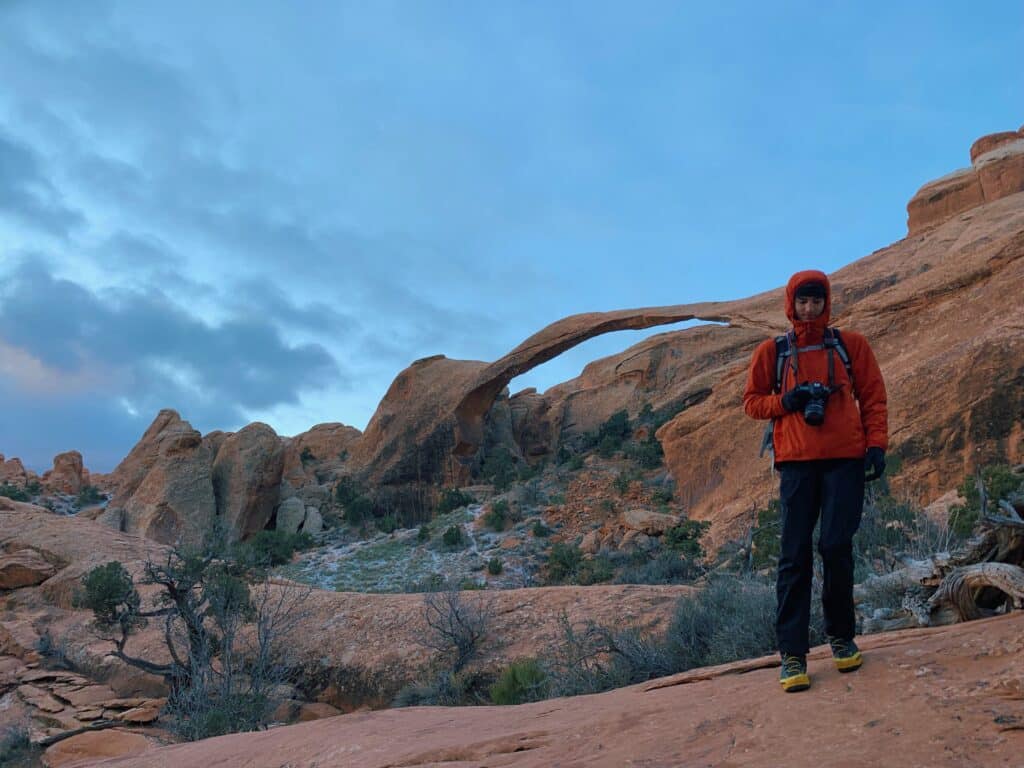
743, 269, 888, 692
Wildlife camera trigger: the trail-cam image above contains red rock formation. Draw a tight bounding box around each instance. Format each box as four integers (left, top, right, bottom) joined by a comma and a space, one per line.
0, 455, 31, 486
41, 450, 85, 495
280, 422, 361, 488
88, 612, 1024, 768
907, 126, 1024, 234
211, 422, 286, 540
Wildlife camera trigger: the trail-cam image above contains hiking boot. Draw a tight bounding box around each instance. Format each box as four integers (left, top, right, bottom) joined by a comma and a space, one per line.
779, 653, 810, 692
828, 636, 862, 673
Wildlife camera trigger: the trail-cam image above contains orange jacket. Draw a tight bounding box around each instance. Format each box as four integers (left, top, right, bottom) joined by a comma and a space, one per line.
743, 270, 888, 462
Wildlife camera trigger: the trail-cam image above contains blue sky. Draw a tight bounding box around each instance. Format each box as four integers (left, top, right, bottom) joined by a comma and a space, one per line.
0, 1, 1021, 472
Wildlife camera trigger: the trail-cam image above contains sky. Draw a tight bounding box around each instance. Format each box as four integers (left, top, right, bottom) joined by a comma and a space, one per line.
0, 1, 1021, 473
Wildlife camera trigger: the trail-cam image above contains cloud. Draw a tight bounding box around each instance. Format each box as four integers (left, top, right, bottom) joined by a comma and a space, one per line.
0, 131, 84, 236
0, 257, 343, 430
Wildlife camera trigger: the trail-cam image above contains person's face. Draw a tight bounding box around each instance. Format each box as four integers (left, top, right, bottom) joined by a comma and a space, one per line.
794, 295, 825, 321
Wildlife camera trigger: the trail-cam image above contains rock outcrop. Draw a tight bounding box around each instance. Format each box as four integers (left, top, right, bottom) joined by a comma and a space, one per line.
41, 450, 86, 495
0, 454, 32, 486
211, 422, 286, 540
89, 611, 1024, 768
907, 126, 1024, 234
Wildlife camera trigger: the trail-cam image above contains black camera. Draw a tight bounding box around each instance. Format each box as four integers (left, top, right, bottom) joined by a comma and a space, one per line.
801, 381, 832, 426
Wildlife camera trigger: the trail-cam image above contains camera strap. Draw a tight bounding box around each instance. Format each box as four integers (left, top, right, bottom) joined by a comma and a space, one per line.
773, 328, 853, 393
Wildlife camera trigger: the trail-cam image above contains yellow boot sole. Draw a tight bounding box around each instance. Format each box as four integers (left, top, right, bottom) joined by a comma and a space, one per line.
834, 652, 862, 673
780, 672, 810, 692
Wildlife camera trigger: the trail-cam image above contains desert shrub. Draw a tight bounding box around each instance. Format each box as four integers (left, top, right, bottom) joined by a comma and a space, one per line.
437, 488, 476, 514
487, 557, 503, 575
516, 477, 545, 507
483, 499, 510, 531
663, 520, 709, 560
75, 560, 140, 626
566, 454, 585, 472
419, 589, 492, 674
613, 470, 638, 495
624, 434, 664, 469
334, 476, 361, 505
750, 500, 782, 570
651, 486, 674, 505
0, 483, 29, 502
545, 542, 584, 584
598, 410, 631, 447
344, 496, 373, 527
376, 515, 399, 534
417, 524, 431, 542
25, 479, 41, 496
575, 554, 614, 585
0, 725, 41, 768
615, 550, 701, 584
490, 658, 548, 704
75, 484, 104, 507
393, 669, 488, 707
664, 575, 777, 669
531, 520, 551, 537
240, 530, 313, 567
480, 447, 517, 492
959, 464, 1024, 518
442, 525, 466, 548
76, 524, 309, 741
299, 446, 315, 464
517, 462, 542, 482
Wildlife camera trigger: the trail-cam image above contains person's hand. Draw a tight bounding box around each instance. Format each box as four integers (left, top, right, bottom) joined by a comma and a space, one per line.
864, 447, 886, 481
781, 384, 812, 413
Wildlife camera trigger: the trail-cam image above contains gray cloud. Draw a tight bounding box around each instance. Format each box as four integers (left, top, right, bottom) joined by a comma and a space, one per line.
0, 131, 84, 236
0, 257, 343, 417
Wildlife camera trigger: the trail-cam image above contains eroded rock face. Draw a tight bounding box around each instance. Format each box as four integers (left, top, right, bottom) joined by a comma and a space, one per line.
0, 550, 58, 589
0, 455, 30, 486
907, 127, 1024, 234
104, 411, 217, 545
212, 423, 285, 540
42, 450, 86, 495
281, 423, 362, 488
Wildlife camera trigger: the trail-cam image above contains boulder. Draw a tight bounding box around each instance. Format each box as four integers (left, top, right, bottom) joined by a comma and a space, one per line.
275, 497, 306, 534
621, 508, 680, 536
303, 506, 324, 534
211, 422, 285, 540
105, 412, 217, 545
0, 550, 57, 589
43, 729, 153, 767
579, 529, 602, 555
42, 450, 85, 495
0, 455, 29, 486
619, 530, 657, 553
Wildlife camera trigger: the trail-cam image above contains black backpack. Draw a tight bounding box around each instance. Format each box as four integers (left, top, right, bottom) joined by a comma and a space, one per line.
772, 327, 854, 394
759, 327, 855, 459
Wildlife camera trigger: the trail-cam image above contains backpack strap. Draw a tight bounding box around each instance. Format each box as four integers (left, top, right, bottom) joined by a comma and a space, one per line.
774, 327, 854, 393
824, 328, 855, 390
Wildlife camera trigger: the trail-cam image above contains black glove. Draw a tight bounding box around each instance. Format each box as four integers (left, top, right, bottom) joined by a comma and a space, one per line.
864, 447, 886, 482
781, 384, 812, 413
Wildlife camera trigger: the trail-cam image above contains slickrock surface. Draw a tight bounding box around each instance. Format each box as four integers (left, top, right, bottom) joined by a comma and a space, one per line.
88, 611, 1024, 768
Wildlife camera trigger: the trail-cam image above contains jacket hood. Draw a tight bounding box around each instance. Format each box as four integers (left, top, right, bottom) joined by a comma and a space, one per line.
785, 270, 832, 335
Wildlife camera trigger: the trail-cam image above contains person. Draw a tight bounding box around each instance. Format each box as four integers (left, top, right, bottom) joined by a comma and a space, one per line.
743, 269, 888, 692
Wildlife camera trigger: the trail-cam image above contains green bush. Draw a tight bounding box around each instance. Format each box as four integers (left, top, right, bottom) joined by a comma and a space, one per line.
615, 550, 701, 584
437, 487, 476, 514
597, 434, 621, 459
490, 659, 548, 705
25, 479, 41, 496
960, 465, 1024, 516
487, 557, 503, 575
651, 486, 674, 505
546, 542, 583, 584
0, 483, 29, 502
625, 434, 664, 469
567, 454, 585, 472
442, 525, 466, 548
76, 484, 104, 507
576, 554, 614, 585
344, 496, 373, 527
335, 476, 361, 506
531, 520, 551, 537
299, 446, 315, 464
663, 520, 709, 560
418, 524, 431, 542
0, 726, 41, 768
241, 530, 314, 566
750, 500, 782, 570
483, 500, 510, 531
74, 561, 139, 626
480, 447, 517, 492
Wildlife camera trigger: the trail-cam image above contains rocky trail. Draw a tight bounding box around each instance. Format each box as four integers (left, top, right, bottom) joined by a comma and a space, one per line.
62, 611, 1024, 768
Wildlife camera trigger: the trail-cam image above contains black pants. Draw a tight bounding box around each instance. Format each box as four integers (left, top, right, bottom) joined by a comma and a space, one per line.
776, 458, 864, 656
